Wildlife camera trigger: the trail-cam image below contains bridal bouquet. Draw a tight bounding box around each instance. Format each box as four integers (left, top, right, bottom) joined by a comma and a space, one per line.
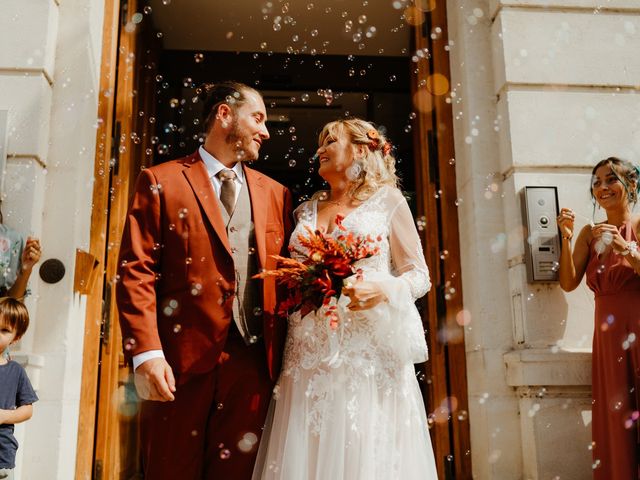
254, 215, 380, 328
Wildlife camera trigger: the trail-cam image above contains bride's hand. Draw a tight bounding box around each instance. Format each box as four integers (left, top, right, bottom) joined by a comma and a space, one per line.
342, 279, 387, 311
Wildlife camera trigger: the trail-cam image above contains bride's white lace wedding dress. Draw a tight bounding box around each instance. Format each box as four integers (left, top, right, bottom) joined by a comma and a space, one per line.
252, 186, 438, 480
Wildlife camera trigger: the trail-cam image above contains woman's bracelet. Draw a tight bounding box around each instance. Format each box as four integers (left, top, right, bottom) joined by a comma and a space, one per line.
620, 240, 638, 257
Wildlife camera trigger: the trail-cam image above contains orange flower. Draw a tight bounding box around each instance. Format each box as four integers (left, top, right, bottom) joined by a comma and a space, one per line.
367, 129, 380, 150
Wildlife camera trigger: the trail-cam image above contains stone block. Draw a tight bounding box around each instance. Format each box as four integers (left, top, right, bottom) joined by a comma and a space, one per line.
491, 0, 640, 15
493, 9, 640, 89
498, 89, 640, 169
504, 349, 591, 386
469, 394, 524, 479
0, 0, 58, 76
467, 348, 516, 395
3, 157, 46, 232
517, 390, 592, 479
0, 75, 52, 161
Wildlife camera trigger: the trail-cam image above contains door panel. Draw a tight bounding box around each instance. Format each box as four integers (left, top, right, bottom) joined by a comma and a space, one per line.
74, 0, 122, 478
90, 1, 157, 478
411, 1, 472, 478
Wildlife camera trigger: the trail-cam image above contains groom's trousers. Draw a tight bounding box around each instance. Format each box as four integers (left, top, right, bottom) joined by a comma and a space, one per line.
139, 325, 274, 480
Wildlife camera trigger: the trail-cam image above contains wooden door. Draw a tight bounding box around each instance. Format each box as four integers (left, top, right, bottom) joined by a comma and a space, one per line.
92, 1, 141, 476
76, 1, 157, 478
76, 1, 470, 478
74, 0, 122, 477
411, 1, 473, 478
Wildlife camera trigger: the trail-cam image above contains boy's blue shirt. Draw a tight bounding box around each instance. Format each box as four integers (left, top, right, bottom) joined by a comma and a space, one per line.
0, 361, 38, 469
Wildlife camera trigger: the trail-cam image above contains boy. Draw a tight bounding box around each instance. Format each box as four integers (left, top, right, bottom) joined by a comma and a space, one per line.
0, 298, 37, 480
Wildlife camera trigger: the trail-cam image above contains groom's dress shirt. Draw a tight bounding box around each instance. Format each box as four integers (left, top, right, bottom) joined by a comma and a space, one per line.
132, 146, 245, 371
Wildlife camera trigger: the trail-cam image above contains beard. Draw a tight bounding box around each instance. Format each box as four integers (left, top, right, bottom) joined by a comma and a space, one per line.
225, 119, 259, 162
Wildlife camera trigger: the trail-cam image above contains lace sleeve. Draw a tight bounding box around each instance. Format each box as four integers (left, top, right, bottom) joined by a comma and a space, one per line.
351, 187, 430, 363
388, 189, 431, 300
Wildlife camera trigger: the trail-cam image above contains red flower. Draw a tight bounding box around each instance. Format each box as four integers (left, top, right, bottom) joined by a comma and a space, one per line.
254, 217, 381, 319
313, 269, 334, 296
324, 255, 353, 277
335, 214, 348, 231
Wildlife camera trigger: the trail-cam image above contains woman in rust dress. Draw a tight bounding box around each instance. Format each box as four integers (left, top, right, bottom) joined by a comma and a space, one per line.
557, 157, 640, 479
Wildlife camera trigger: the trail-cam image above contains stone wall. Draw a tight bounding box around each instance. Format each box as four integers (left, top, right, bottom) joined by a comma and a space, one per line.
0, 1, 105, 478
448, 0, 639, 478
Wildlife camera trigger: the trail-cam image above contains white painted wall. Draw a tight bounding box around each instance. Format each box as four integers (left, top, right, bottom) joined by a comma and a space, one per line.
449, 0, 639, 478
0, 0, 105, 478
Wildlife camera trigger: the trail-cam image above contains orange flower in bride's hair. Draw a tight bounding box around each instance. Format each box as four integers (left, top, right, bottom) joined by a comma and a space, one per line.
382, 141, 392, 156
366, 129, 380, 150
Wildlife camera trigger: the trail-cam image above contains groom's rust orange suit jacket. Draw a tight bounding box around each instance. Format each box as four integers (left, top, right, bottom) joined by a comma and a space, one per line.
116, 151, 293, 383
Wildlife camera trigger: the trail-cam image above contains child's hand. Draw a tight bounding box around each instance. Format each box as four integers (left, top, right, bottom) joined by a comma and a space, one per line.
21, 237, 42, 272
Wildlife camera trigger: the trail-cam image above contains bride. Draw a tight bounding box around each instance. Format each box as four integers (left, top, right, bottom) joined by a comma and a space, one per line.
252, 118, 438, 480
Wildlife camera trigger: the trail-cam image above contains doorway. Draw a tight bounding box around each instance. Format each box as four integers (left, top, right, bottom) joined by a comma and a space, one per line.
77, 1, 471, 478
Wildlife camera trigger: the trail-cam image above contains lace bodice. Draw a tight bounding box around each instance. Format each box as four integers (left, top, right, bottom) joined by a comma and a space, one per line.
280, 186, 431, 434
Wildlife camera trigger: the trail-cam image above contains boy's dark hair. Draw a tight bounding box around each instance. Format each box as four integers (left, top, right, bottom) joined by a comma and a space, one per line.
0, 297, 30, 339
197, 81, 261, 134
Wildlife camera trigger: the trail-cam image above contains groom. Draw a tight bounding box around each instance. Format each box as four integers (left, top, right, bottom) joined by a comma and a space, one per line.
116, 81, 292, 479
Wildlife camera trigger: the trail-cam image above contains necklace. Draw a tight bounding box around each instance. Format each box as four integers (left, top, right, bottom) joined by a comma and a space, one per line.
319, 191, 350, 207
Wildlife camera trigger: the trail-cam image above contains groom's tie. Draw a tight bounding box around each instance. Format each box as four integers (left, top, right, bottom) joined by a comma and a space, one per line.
217, 169, 236, 215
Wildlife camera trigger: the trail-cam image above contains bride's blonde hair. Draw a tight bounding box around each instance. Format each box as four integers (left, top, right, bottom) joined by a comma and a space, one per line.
318, 118, 399, 201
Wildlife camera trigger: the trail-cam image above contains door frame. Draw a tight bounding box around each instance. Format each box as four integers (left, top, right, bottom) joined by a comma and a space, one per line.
412, 1, 472, 478
75, 0, 121, 478
75, 0, 157, 477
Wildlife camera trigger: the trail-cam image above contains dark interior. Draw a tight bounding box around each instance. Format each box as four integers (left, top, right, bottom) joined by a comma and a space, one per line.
153, 50, 415, 205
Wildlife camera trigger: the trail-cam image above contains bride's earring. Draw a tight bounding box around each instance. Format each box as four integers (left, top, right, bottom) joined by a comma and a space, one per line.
346, 161, 362, 181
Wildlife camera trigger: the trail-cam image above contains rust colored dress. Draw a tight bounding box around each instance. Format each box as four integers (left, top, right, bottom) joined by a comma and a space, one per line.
586, 221, 640, 479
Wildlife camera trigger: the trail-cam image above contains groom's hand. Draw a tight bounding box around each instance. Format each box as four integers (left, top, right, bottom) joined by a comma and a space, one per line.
134, 358, 176, 402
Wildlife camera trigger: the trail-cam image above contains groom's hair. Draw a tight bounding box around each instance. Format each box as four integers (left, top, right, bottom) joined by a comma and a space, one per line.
198, 81, 262, 134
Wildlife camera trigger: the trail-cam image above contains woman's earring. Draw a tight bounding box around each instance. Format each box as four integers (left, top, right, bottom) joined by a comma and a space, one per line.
346, 162, 362, 181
